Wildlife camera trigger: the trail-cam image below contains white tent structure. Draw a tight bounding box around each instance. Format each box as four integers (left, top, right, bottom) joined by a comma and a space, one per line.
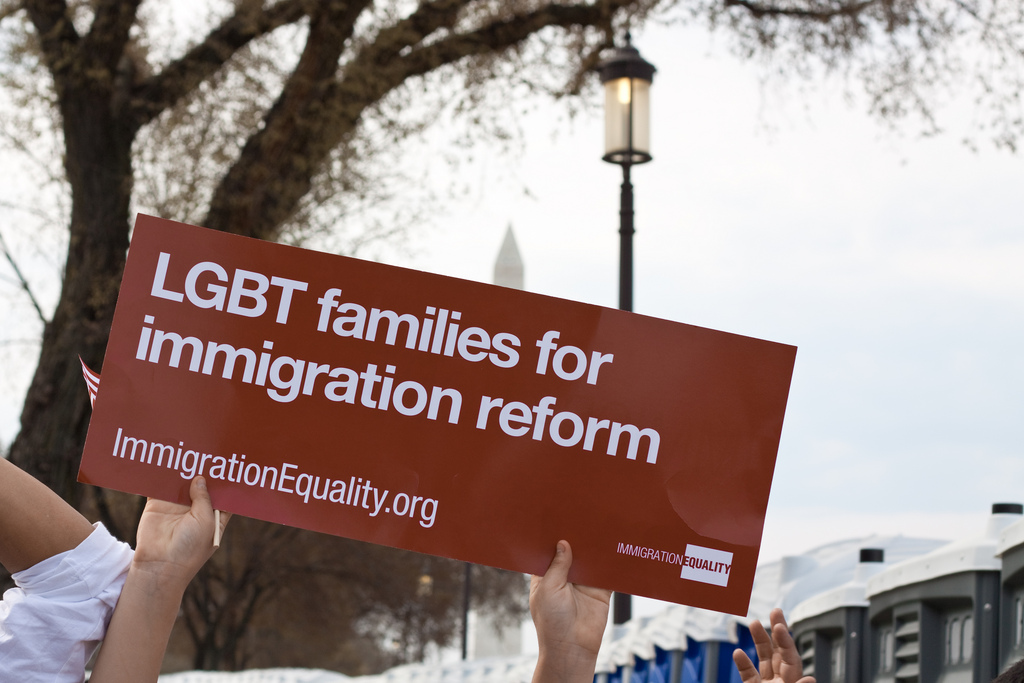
157, 535, 946, 683
160, 670, 350, 683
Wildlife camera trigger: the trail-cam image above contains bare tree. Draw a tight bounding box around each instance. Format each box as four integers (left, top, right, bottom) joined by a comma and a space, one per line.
164, 517, 524, 670
1, 0, 1022, 672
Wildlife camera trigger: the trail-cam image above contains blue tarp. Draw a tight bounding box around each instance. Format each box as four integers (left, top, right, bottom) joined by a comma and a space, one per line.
717, 626, 756, 683
602, 631, 754, 683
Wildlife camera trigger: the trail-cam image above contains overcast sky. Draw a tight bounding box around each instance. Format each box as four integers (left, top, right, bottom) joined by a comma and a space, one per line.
378, 20, 1024, 571
2, 14, 1022, 584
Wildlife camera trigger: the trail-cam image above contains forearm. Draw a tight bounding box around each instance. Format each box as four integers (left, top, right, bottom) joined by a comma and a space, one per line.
89, 565, 188, 682
533, 642, 600, 683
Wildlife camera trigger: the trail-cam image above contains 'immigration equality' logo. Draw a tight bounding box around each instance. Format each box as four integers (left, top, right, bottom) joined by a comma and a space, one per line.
680, 544, 733, 587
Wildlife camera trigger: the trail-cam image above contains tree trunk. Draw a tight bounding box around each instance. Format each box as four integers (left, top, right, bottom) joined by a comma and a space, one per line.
8, 86, 134, 509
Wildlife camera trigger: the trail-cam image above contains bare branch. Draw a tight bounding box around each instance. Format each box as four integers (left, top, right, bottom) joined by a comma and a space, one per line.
723, 0, 880, 22
0, 124, 65, 190
80, 0, 142, 73
390, 0, 629, 82
201, 0, 378, 237
0, 225, 47, 325
202, 0, 631, 240
129, 0, 313, 128
22, 0, 80, 90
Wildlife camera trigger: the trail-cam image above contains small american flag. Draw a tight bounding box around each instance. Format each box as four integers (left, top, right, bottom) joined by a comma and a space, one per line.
79, 357, 100, 408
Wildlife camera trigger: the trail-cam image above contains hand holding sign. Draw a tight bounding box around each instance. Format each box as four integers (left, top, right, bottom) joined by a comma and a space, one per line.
531, 540, 611, 683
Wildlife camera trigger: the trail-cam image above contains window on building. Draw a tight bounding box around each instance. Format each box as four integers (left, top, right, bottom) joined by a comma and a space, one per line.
962, 615, 974, 663
943, 611, 974, 666
947, 618, 962, 664
798, 634, 815, 678
831, 638, 845, 682
879, 627, 894, 673
1017, 597, 1023, 646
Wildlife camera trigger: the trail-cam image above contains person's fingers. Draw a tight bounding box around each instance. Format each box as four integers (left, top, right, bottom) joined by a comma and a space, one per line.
750, 619, 775, 681
543, 539, 573, 586
769, 608, 790, 635
577, 583, 612, 605
189, 476, 213, 516
733, 649, 761, 683
772, 621, 803, 669
187, 476, 222, 551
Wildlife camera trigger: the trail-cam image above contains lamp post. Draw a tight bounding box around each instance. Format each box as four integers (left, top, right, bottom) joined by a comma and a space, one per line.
598, 33, 655, 313
461, 562, 471, 659
597, 33, 655, 624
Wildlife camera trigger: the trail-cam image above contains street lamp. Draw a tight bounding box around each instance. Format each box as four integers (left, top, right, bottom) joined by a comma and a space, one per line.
461, 562, 471, 660
597, 34, 655, 625
597, 32, 656, 313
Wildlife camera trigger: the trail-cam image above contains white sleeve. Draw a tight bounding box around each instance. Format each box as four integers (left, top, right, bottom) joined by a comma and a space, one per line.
0, 522, 134, 683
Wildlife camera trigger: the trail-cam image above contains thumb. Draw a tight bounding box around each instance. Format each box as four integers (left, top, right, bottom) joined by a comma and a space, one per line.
544, 540, 573, 585
189, 476, 214, 518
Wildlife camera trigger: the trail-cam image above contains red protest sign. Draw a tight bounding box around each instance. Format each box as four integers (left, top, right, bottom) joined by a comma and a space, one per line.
79, 214, 796, 615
